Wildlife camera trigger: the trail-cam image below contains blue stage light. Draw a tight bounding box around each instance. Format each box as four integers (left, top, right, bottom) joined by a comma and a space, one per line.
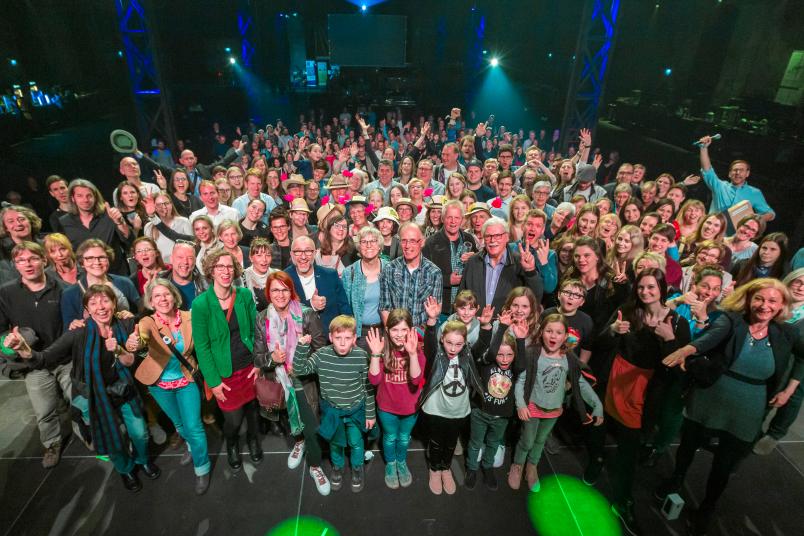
225, 47, 231, 53
664, 67, 672, 76
10, 59, 18, 66
361, 4, 367, 12
490, 57, 499, 67
229, 57, 237, 65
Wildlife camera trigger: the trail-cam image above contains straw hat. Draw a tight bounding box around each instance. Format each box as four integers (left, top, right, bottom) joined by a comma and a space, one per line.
325, 174, 350, 190
316, 203, 345, 226
372, 206, 400, 225
288, 198, 311, 213
465, 202, 492, 217
284, 174, 307, 188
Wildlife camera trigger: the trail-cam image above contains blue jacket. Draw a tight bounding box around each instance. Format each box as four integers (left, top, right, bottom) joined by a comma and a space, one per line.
61, 274, 140, 326
285, 264, 352, 335
342, 258, 387, 335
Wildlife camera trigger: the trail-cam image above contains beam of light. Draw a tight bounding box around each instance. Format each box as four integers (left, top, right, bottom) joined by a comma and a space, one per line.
490, 57, 499, 67
472, 59, 531, 132
528, 475, 620, 536
229, 57, 237, 65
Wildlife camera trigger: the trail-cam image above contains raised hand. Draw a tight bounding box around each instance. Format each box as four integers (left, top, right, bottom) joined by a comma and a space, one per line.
475, 122, 487, 137
338, 146, 350, 162
271, 342, 287, 364
683, 174, 702, 185
511, 319, 530, 340
592, 153, 603, 169
310, 290, 327, 312
106, 205, 124, 225
579, 128, 592, 147
142, 195, 156, 217
518, 243, 536, 272
105, 336, 119, 353
697, 136, 712, 148
498, 308, 514, 327
421, 121, 431, 137
535, 238, 550, 266
153, 169, 167, 190
478, 304, 495, 326
404, 328, 419, 356
424, 296, 442, 321
356, 114, 369, 133
366, 327, 385, 356
350, 143, 359, 158
611, 310, 630, 334
125, 325, 141, 352
450, 107, 461, 121
3, 326, 24, 351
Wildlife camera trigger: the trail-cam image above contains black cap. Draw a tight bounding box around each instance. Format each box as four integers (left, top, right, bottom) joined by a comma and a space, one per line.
465, 159, 482, 169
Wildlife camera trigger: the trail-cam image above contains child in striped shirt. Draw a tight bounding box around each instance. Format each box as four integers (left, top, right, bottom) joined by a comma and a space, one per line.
294, 315, 376, 493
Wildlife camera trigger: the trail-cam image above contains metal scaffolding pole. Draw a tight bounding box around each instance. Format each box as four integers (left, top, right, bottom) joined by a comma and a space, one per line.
559, 0, 621, 153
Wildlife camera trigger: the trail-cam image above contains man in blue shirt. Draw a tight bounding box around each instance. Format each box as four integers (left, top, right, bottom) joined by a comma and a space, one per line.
695, 135, 774, 225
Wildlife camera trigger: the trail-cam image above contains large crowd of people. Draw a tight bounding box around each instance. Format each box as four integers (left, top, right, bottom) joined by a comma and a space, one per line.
1, 106, 803, 536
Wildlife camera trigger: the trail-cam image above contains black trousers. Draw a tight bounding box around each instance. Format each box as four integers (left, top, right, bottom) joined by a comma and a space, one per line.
222, 399, 259, 442
424, 412, 466, 471
672, 418, 753, 512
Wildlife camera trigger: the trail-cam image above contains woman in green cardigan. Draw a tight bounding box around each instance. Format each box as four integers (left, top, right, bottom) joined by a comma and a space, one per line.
192, 249, 260, 472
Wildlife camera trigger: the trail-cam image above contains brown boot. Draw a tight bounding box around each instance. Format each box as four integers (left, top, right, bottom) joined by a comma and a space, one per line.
508, 463, 523, 490
441, 469, 457, 495
428, 469, 443, 495
525, 462, 539, 491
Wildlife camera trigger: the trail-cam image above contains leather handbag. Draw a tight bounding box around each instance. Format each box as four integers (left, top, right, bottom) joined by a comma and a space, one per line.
255, 374, 285, 410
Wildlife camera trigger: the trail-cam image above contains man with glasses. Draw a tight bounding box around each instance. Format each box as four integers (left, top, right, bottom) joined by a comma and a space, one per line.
285, 236, 351, 336
423, 201, 478, 320
530, 181, 556, 219
189, 180, 239, 226
268, 210, 293, 270
459, 217, 543, 314
379, 222, 443, 327
603, 162, 639, 202
0, 242, 72, 468
415, 159, 445, 198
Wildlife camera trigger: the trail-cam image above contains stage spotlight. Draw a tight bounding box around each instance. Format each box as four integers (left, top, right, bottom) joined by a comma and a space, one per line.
361, 4, 367, 12
229, 57, 237, 65
10, 58, 18, 66
117, 50, 123, 58
225, 47, 231, 53
664, 67, 672, 76
490, 57, 499, 67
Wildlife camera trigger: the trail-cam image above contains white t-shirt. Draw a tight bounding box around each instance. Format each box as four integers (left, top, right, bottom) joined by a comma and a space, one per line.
422, 355, 471, 418
298, 273, 316, 300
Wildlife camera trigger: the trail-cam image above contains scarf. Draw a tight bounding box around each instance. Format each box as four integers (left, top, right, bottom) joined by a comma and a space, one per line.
265, 301, 304, 435
83, 319, 143, 456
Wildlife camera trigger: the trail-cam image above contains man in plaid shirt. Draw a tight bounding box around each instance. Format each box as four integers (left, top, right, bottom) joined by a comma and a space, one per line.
379, 222, 443, 327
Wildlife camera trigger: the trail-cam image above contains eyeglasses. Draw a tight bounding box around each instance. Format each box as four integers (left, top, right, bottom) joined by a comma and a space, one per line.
134, 248, 155, 255
483, 232, 508, 243
14, 256, 43, 265
213, 264, 235, 272
359, 239, 379, 247
399, 239, 421, 246
271, 224, 288, 231
82, 256, 109, 264
217, 188, 231, 193
560, 290, 585, 300
292, 249, 315, 257
790, 280, 804, 289
269, 288, 291, 294
5, 217, 28, 224
331, 223, 348, 230
173, 177, 188, 182
155, 202, 172, 207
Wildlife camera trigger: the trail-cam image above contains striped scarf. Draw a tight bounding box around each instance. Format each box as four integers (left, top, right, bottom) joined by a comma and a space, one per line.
83, 319, 143, 456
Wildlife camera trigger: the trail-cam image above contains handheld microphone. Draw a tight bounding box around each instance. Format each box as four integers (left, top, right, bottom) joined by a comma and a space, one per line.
692, 133, 721, 147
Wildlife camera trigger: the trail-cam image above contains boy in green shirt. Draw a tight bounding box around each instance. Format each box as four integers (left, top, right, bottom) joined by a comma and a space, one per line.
295, 315, 376, 492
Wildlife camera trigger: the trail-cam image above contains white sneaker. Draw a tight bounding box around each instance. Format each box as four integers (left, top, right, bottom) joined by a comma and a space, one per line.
493, 445, 506, 468
288, 440, 305, 469
753, 435, 779, 456
309, 465, 331, 496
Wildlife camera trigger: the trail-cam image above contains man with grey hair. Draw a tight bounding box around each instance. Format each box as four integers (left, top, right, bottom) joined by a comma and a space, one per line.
459, 216, 543, 313
423, 200, 478, 318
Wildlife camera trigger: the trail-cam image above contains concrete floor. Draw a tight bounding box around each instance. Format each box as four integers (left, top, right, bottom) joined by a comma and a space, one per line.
1, 376, 803, 536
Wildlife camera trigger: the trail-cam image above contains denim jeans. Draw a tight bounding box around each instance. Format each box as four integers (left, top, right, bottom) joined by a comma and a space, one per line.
24, 364, 73, 447
149, 384, 211, 476
467, 408, 509, 471
513, 416, 558, 465
329, 420, 365, 469
377, 409, 417, 464
72, 395, 149, 474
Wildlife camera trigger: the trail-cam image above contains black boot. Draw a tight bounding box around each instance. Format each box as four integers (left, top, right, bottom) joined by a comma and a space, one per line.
247, 435, 263, 464
121, 471, 142, 492
226, 438, 242, 472
140, 462, 161, 480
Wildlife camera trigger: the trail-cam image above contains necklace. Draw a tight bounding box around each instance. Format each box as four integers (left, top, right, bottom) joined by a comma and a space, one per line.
748, 324, 770, 346
214, 288, 233, 301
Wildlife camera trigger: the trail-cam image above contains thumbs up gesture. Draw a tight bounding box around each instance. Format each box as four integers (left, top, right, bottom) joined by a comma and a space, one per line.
654, 314, 676, 342
4, 326, 32, 357
125, 325, 142, 352
271, 342, 287, 364
310, 289, 327, 311
611, 310, 631, 334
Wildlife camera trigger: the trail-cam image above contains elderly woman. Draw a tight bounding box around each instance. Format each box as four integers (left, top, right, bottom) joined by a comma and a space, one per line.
659, 279, 804, 535
342, 226, 387, 351
191, 249, 260, 472
7, 285, 157, 492
253, 271, 329, 494
0, 204, 42, 261
43, 233, 79, 285
126, 278, 210, 494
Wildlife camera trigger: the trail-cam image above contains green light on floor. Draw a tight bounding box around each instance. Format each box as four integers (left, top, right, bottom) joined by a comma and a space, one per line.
528, 475, 620, 536
267, 516, 339, 536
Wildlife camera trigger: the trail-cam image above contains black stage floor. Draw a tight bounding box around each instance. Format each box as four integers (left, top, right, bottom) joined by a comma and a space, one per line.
1, 377, 803, 536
